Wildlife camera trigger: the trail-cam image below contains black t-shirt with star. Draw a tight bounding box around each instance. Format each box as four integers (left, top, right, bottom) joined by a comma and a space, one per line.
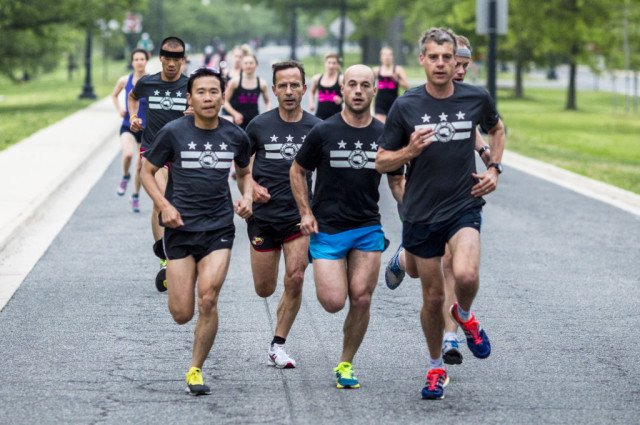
132, 72, 189, 149
143, 115, 251, 231
295, 113, 400, 234
246, 109, 321, 222
378, 82, 500, 225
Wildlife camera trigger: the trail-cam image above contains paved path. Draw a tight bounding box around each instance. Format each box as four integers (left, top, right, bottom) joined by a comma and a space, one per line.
1, 46, 639, 424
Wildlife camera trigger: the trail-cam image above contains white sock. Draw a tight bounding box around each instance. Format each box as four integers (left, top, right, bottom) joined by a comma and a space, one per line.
444, 332, 458, 342
429, 357, 444, 370
456, 304, 471, 322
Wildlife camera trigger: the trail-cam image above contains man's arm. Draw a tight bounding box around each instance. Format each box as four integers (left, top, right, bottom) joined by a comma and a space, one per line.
249, 154, 270, 203
127, 91, 143, 132
474, 128, 491, 167
140, 160, 183, 228
375, 127, 436, 173
233, 163, 254, 219
387, 174, 405, 205
470, 118, 506, 197
290, 161, 317, 235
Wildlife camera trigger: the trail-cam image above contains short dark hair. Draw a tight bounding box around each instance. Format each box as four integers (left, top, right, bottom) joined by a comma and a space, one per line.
419, 27, 457, 55
160, 36, 185, 52
130, 48, 149, 62
187, 67, 225, 94
272, 61, 306, 85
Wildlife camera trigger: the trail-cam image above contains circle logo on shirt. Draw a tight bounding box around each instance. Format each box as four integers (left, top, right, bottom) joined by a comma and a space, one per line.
348, 149, 368, 169
434, 122, 455, 143
160, 96, 174, 110
199, 151, 219, 169
280, 142, 298, 160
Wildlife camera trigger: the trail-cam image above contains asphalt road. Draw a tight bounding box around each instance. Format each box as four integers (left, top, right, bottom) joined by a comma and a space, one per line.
1, 47, 639, 424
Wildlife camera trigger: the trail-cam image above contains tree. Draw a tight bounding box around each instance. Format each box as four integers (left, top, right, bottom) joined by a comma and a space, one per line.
0, 0, 137, 80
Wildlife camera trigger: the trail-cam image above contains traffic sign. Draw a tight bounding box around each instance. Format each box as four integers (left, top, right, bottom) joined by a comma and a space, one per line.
308, 26, 326, 39
122, 13, 142, 34
329, 17, 355, 39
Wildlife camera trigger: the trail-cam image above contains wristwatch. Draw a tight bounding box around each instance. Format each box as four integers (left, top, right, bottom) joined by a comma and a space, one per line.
478, 145, 490, 156
488, 163, 503, 174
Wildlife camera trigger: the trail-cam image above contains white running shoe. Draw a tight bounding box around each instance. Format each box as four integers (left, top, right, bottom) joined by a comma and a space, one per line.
267, 343, 296, 369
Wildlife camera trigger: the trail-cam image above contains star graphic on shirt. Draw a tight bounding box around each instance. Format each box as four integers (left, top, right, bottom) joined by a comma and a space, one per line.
370, 142, 378, 150
204, 142, 212, 150
456, 111, 465, 120
165, 90, 171, 96
301, 135, 306, 142
421, 114, 431, 123
176, 91, 182, 97
354, 141, 363, 149
270, 134, 278, 142
439, 112, 448, 122
154, 90, 160, 96
286, 134, 294, 142
220, 142, 228, 150
338, 140, 347, 149
188, 142, 197, 150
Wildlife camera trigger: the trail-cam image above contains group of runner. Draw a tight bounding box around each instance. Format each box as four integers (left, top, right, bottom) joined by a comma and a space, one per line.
110, 27, 505, 400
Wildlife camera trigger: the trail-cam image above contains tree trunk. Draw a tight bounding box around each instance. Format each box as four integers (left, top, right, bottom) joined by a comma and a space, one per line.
565, 43, 578, 110
514, 57, 524, 98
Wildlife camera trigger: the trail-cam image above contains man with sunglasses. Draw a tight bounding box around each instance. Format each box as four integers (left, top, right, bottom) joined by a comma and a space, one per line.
129, 36, 190, 292
244, 61, 320, 369
141, 67, 253, 396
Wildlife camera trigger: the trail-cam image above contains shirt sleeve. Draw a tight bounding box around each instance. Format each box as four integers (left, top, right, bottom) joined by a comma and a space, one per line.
478, 90, 500, 133
131, 75, 147, 100
245, 120, 258, 156
377, 100, 408, 151
294, 124, 323, 171
234, 131, 252, 169
143, 126, 174, 167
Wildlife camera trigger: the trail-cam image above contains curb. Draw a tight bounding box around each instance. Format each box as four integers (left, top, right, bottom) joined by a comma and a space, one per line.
0, 97, 121, 252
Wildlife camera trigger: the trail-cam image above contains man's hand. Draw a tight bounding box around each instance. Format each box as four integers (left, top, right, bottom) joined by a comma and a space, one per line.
253, 183, 271, 203
300, 213, 318, 236
130, 117, 144, 133
471, 168, 499, 198
234, 197, 252, 219
160, 204, 184, 228
406, 127, 436, 159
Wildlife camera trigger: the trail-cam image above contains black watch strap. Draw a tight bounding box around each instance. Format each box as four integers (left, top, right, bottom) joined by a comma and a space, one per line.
489, 163, 503, 174
478, 145, 490, 156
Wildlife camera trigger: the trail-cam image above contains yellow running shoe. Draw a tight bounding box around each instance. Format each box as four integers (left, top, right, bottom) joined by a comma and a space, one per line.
334, 362, 360, 389
185, 367, 211, 396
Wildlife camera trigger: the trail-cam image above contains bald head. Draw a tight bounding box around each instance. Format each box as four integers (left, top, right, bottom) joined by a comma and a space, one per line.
344, 64, 375, 85
342, 64, 376, 116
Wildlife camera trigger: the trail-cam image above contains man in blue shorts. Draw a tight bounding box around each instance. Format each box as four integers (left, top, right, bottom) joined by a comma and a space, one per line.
376, 27, 505, 400
141, 68, 253, 396
291, 64, 403, 389
245, 61, 321, 368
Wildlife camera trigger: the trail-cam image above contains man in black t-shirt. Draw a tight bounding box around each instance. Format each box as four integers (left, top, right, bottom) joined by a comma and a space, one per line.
291, 65, 403, 390
376, 28, 506, 400
141, 68, 253, 396
245, 61, 321, 369
128, 36, 190, 291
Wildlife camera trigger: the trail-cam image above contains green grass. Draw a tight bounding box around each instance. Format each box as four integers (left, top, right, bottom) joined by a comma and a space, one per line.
498, 88, 640, 194
0, 57, 129, 151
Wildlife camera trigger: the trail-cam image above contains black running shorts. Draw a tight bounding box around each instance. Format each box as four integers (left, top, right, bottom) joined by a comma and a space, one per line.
163, 226, 235, 262
246, 216, 303, 252
402, 208, 482, 259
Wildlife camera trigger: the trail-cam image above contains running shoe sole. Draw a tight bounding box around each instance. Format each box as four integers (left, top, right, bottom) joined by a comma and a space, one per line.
443, 348, 463, 365
155, 267, 167, 292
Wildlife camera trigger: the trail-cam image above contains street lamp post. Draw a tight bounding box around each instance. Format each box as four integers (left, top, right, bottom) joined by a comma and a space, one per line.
78, 29, 97, 99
